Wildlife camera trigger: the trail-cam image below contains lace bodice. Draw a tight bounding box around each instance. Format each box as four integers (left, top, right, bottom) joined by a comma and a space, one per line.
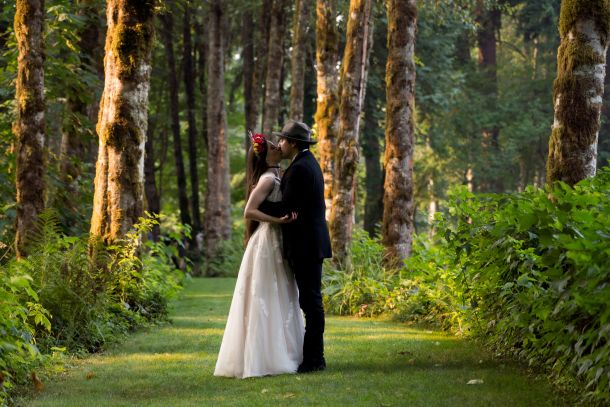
260, 171, 282, 203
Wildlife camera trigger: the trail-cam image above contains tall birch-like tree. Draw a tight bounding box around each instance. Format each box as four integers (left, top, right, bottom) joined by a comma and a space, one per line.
289, 0, 311, 121
547, 0, 610, 185
329, 0, 372, 267
382, 0, 417, 266
262, 0, 289, 135
314, 0, 340, 219
90, 0, 155, 244
204, 0, 231, 274
159, 11, 191, 227
14, 0, 46, 258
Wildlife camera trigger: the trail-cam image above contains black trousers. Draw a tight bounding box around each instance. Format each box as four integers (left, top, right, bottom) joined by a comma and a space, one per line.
289, 257, 325, 363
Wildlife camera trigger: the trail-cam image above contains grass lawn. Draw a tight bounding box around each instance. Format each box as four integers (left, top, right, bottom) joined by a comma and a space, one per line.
22, 277, 573, 406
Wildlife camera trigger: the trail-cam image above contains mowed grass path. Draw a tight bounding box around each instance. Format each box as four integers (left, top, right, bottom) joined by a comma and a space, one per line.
25, 278, 570, 406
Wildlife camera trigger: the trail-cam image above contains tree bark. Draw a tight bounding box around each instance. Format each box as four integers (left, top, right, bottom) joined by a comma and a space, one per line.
89, 0, 155, 244
195, 16, 208, 151
159, 11, 191, 227
314, 0, 340, 220
183, 2, 201, 235
547, 0, 610, 185
243, 7, 255, 155
59, 0, 103, 231
362, 82, 383, 237
329, 0, 372, 267
476, 3, 502, 192
253, 0, 273, 132
144, 115, 160, 241
382, 0, 417, 266
14, 0, 46, 258
204, 0, 231, 275
289, 0, 311, 121
262, 0, 289, 135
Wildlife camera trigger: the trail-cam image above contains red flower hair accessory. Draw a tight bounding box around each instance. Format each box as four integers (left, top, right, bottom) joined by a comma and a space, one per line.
250, 132, 267, 156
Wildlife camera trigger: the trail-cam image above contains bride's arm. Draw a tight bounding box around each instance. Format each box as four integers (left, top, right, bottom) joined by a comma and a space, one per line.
244, 177, 295, 224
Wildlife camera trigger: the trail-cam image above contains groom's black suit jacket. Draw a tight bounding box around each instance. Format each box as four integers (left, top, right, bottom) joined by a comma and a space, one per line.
259, 150, 332, 261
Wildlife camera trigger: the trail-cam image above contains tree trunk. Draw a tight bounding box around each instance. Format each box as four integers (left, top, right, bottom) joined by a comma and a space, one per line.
547, 0, 610, 185
144, 115, 160, 241
59, 0, 103, 231
314, 0, 340, 220
183, 2, 201, 235
204, 0, 231, 275
159, 11, 191, 227
262, 0, 289, 135
89, 0, 154, 244
476, 4, 502, 192
14, 0, 46, 258
329, 0, 372, 267
243, 7, 255, 155
362, 85, 383, 237
195, 16, 208, 151
289, 0, 311, 121
253, 0, 273, 132
242, 6, 256, 199
382, 0, 417, 266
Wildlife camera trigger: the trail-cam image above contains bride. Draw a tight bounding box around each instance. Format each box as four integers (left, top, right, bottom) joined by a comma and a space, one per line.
214, 133, 304, 379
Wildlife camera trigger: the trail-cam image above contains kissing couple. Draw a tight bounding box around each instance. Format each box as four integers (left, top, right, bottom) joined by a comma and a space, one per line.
214, 120, 332, 378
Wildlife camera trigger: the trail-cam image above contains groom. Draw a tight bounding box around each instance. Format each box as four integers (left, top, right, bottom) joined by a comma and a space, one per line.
259, 120, 332, 373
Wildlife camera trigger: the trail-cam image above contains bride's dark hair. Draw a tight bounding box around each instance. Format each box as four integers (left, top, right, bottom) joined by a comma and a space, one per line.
244, 143, 270, 245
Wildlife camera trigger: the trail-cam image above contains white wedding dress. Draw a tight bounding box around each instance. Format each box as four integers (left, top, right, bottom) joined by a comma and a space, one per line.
214, 172, 304, 379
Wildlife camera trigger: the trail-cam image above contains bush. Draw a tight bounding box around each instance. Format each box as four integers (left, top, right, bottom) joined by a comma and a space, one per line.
323, 229, 394, 316
0, 249, 51, 405
0, 212, 185, 404
322, 168, 610, 404
439, 167, 610, 404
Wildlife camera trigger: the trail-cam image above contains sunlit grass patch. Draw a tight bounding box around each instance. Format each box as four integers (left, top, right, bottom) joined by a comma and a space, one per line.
23, 277, 573, 407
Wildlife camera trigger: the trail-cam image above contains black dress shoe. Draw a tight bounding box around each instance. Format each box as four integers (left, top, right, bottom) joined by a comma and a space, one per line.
297, 359, 326, 373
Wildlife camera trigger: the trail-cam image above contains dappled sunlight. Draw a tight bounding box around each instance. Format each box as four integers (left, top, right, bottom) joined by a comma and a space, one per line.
90, 352, 202, 365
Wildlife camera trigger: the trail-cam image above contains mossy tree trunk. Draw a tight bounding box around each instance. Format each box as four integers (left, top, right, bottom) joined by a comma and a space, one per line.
159, 11, 191, 227
314, 0, 340, 220
183, 2, 201, 236
329, 0, 373, 267
289, 0, 311, 121
547, 0, 610, 185
382, 0, 417, 266
262, 0, 289, 135
476, 3, 502, 193
90, 0, 155, 244
14, 0, 46, 258
204, 0, 231, 275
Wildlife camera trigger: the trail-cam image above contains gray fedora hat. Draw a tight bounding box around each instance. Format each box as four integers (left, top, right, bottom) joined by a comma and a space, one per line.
273, 120, 317, 144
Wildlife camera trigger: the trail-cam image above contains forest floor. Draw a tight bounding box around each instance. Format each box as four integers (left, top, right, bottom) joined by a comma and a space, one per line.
22, 278, 574, 407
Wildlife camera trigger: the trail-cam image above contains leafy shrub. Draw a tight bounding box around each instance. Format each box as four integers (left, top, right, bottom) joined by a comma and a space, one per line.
323, 168, 610, 404
439, 167, 610, 404
0, 249, 51, 405
323, 229, 394, 316
0, 211, 185, 404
